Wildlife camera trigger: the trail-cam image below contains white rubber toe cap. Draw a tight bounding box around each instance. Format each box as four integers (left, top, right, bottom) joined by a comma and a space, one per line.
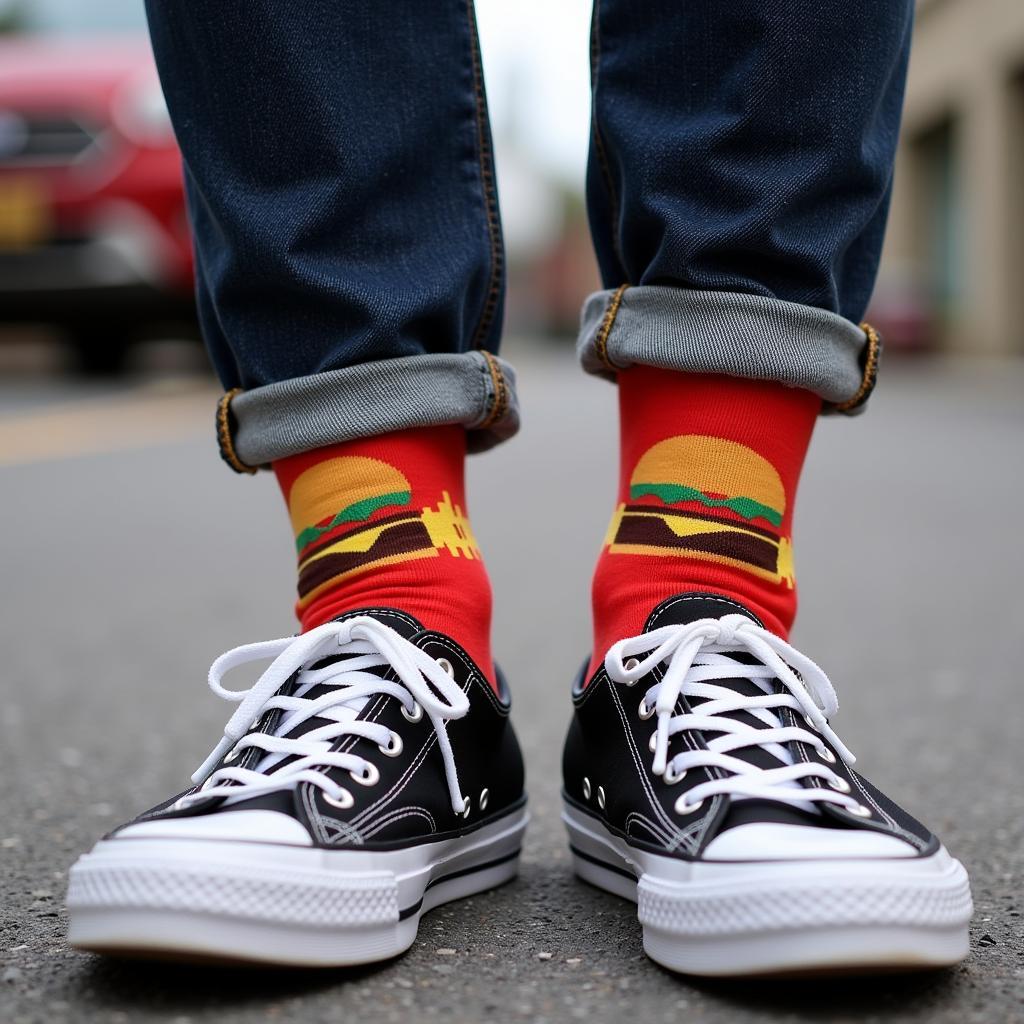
116, 810, 314, 846
702, 822, 917, 861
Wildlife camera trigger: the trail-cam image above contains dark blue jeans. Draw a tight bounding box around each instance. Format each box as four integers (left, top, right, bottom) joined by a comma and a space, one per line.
144, 1, 912, 471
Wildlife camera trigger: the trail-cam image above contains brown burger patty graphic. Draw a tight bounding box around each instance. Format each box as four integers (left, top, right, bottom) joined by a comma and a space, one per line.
297, 518, 435, 597
610, 435, 790, 580
615, 505, 780, 571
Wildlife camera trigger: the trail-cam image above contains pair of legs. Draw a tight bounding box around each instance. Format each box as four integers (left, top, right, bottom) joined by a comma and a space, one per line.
154, 0, 897, 664
66, 1, 973, 976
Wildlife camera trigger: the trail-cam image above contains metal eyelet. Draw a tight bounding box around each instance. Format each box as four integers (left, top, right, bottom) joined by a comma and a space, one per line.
596, 785, 606, 810
803, 713, 817, 731
350, 762, 380, 787
848, 803, 873, 818
401, 702, 423, 723
223, 746, 241, 764
648, 733, 658, 753
819, 747, 837, 764
623, 657, 641, 685
323, 789, 354, 810
582, 777, 591, 800
379, 733, 403, 757
638, 698, 655, 720
664, 763, 686, 785
459, 795, 471, 818
479, 788, 489, 811
436, 657, 455, 677
829, 776, 852, 794
677, 797, 704, 816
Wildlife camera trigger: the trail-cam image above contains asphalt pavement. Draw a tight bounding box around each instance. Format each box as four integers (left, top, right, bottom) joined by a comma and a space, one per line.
1, 341, 1022, 1023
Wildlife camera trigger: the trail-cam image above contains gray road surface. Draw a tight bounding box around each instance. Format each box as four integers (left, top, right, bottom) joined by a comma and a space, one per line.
2, 343, 1022, 1023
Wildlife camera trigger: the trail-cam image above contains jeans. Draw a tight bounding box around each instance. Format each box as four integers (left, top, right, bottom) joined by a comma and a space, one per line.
144, 1, 913, 472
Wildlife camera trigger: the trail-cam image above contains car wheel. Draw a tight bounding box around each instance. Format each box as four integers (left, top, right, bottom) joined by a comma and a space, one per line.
68, 328, 133, 376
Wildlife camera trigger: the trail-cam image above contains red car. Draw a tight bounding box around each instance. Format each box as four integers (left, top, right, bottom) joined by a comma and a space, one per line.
0, 3, 196, 371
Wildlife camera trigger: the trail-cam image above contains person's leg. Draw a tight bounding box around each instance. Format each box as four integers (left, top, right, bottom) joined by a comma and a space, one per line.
146, 0, 516, 678
583, 0, 906, 659
564, 1, 971, 977
67, 1, 526, 967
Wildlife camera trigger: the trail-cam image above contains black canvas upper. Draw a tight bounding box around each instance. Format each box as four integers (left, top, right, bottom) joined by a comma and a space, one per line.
116, 608, 526, 850
562, 592, 937, 860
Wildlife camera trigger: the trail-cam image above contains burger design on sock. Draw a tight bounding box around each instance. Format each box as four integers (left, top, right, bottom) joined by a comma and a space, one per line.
289, 456, 479, 608
607, 435, 794, 586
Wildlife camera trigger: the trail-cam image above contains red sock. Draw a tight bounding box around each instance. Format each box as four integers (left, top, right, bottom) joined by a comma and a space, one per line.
273, 426, 494, 685
590, 367, 820, 671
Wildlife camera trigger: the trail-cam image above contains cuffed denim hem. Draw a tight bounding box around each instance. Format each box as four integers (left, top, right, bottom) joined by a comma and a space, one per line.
577, 286, 881, 415
215, 350, 519, 473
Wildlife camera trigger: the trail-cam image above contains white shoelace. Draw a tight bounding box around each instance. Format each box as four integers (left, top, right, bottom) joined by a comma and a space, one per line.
604, 615, 862, 815
180, 617, 471, 814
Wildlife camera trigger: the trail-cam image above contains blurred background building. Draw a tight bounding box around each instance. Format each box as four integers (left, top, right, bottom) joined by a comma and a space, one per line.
0, 0, 1021, 371
876, 0, 1024, 356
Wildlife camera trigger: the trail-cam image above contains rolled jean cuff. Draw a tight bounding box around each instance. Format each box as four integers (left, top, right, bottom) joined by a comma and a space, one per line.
577, 285, 880, 415
215, 350, 519, 473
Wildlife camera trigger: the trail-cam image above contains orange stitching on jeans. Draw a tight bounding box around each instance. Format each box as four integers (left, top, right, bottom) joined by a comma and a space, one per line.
594, 284, 629, 371
478, 351, 508, 430
216, 388, 257, 475
834, 322, 881, 413
466, 0, 504, 352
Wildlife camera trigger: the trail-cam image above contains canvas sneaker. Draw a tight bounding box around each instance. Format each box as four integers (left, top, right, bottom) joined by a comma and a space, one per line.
562, 592, 972, 976
68, 609, 527, 966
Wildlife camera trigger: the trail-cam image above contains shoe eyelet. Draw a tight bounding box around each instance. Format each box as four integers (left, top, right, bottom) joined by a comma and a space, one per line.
648, 733, 658, 753
436, 657, 455, 678
664, 763, 686, 785
379, 732, 403, 757
596, 785, 606, 810
829, 776, 852, 794
351, 763, 380, 787
623, 657, 641, 685
638, 698, 655, 720
459, 795, 472, 818
401, 701, 423, 723
677, 797, 704, 816
848, 803, 873, 818
222, 747, 241, 764
479, 788, 489, 811
803, 713, 816, 731
819, 747, 837, 764
582, 777, 591, 800
323, 789, 354, 810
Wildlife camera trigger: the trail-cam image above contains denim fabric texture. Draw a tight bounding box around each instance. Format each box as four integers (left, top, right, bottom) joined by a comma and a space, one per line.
578, 287, 873, 411
144, 0, 912, 466
228, 352, 519, 469
586, 0, 914, 323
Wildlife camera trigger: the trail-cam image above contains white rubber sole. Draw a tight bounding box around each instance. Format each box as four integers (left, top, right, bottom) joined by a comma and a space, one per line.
67, 806, 528, 966
563, 802, 972, 977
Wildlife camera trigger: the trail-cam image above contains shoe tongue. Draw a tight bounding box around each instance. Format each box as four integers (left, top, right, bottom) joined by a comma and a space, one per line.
643, 592, 764, 632
331, 606, 424, 640
644, 593, 818, 820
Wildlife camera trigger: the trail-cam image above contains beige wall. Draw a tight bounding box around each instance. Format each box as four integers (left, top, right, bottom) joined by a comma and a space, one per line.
880, 0, 1024, 353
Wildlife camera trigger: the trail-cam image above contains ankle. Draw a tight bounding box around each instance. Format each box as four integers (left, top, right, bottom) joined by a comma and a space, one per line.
589, 367, 819, 669
274, 425, 495, 683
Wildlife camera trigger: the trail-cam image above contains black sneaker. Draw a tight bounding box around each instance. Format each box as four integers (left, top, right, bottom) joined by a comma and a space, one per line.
68, 609, 527, 966
562, 593, 972, 976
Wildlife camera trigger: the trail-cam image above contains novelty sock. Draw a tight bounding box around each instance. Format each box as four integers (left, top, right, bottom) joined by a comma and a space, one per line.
274, 426, 494, 684
590, 366, 820, 672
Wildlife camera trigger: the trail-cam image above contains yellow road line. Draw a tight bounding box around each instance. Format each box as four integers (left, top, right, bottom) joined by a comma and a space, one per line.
0, 385, 217, 468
